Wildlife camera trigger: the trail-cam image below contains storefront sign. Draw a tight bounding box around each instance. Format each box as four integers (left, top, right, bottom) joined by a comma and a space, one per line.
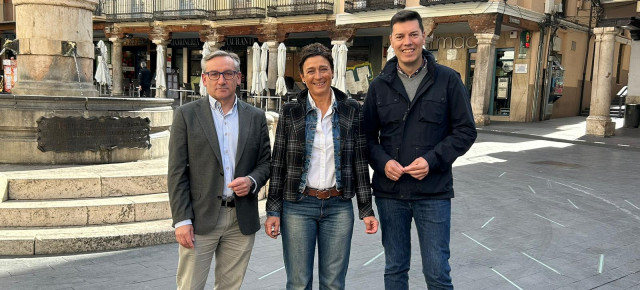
170, 38, 202, 47
123, 38, 148, 47
225, 37, 257, 47
427, 36, 478, 50
515, 64, 528, 74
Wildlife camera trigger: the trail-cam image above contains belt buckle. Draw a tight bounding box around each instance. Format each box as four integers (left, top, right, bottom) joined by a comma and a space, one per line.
316, 189, 330, 200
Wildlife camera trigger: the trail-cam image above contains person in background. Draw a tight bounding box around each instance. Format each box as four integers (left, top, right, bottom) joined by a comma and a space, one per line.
168, 50, 271, 290
265, 43, 378, 290
362, 10, 477, 290
138, 61, 152, 97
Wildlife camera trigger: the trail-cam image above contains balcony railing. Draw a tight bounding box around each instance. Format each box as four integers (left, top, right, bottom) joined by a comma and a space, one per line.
153, 0, 214, 20
267, 0, 334, 17
419, 0, 490, 6
344, 0, 405, 13
103, 0, 153, 21
214, 0, 268, 20
102, 0, 268, 21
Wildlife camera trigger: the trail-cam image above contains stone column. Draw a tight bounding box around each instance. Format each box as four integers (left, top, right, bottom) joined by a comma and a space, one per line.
470, 33, 499, 126
109, 37, 124, 96
11, 0, 98, 97
266, 41, 278, 93
586, 27, 619, 136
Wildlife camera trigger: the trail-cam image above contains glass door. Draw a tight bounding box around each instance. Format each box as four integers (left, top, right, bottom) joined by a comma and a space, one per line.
489, 48, 514, 116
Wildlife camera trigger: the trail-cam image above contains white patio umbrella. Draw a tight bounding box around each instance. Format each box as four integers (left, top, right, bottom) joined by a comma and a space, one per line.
199, 42, 212, 96
259, 42, 269, 95
387, 46, 396, 60
331, 44, 338, 87
334, 44, 348, 93
251, 43, 261, 95
155, 45, 166, 95
275, 43, 287, 97
94, 40, 111, 92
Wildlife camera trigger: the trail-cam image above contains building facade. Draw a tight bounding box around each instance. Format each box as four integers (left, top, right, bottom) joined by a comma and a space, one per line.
0, 0, 635, 127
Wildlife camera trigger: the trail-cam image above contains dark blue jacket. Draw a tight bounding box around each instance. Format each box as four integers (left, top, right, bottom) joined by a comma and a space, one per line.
362, 50, 476, 200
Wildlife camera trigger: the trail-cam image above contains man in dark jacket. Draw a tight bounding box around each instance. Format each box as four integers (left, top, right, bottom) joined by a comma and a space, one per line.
138, 61, 152, 97
362, 10, 477, 290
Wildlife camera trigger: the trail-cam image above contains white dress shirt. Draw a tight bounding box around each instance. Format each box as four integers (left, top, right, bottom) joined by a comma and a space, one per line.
306, 91, 337, 190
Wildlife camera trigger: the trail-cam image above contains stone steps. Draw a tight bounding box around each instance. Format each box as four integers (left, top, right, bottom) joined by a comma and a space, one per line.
0, 219, 175, 256
0, 158, 176, 255
0, 193, 170, 227
3, 168, 167, 200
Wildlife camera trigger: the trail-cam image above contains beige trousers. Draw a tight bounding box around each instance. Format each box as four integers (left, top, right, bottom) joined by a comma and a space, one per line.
176, 207, 256, 290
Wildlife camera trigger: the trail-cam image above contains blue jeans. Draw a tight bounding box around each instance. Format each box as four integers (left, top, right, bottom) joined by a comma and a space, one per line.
375, 197, 452, 290
281, 194, 354, 290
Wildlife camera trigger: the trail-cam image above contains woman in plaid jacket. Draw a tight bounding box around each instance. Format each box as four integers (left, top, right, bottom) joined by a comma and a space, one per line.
264, 43, 378, 290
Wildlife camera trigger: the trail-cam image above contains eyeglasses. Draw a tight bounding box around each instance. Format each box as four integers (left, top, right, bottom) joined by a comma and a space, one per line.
203, 70, 238, 80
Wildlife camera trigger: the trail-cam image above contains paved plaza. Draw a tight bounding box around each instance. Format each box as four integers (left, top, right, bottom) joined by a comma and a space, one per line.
1, 117, 640, 289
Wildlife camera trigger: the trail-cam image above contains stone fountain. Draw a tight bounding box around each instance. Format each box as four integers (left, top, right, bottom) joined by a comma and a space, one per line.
0, 0, 173, 164
0, 0, 176, 256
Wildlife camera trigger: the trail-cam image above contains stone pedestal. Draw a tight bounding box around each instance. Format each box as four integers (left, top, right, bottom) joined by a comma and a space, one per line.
586, 27, 619, 137
10, 0, 99, 97
0, 96, 173, 164
586, 115, 616, 136
470, 33, 499, 126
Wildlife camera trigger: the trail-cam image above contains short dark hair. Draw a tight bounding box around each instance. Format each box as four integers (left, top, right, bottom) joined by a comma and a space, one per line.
298, 43, 333, 74
390, 10, 424, 33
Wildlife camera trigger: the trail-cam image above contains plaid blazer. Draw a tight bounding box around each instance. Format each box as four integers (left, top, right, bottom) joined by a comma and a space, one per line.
266, 88, 374, 219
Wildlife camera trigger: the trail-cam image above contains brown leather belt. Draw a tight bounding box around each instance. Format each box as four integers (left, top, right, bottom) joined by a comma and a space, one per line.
304, 187, 342, 199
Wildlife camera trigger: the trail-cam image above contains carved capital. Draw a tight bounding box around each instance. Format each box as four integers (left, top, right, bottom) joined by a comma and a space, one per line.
468, 14, 498, 35
329, 27, 357, 42
423, 18, 437, 37
104, 25, 125, 40
199, 28, 224, 43
150, 25, 171, 44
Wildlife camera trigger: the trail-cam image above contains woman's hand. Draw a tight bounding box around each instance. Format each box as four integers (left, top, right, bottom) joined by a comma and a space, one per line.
264, 216, 281, 239
363, 216, 379, 234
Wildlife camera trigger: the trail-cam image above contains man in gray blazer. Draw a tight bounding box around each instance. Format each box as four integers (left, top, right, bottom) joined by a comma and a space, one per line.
168, 50, 271, 290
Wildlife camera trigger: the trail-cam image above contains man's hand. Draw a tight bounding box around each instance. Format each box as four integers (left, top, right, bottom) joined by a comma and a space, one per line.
228, 177, 252, 197
384, 159, 404, 181
404, 157, 429, 180
175, 224, 195, 249
264, 216, 281, 239
363, 216, 379, 234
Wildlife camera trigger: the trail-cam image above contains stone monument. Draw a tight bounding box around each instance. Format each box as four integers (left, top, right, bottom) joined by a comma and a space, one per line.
0, 0, 175, 256
0, 0, 173, 164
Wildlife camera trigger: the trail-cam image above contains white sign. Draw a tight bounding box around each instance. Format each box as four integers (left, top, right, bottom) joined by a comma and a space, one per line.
446, 49, 457, 60
515, 64, 528, 74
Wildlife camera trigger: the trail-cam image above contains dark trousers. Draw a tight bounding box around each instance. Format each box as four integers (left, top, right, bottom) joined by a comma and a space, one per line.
140, 85, 151, 98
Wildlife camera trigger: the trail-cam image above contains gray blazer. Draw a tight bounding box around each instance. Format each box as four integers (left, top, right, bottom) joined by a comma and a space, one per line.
168, 97, 271, 235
